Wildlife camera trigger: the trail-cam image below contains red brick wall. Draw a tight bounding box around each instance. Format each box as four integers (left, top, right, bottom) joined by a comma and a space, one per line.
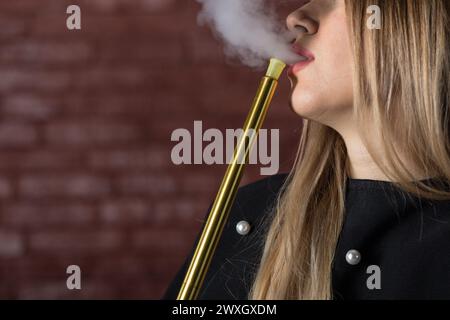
0, 0, 301, 298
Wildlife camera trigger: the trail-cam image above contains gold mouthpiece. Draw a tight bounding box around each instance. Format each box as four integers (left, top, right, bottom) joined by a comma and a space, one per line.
266, 58, 286, 80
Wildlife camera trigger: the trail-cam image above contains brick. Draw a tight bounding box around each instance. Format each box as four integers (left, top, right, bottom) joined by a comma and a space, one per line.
99, 197, 208, 226
0, 285, 11, 298
0, 68, 71, 92
196, 85, 254, 115
65, 0, 179, 14
0, 16, 27, 39
29, 231, 122, 253
89, 255, 146, 277
179, 172, 220, 194
97, 38, 183, 63
63, 93, 196, 117
17, 281, 119, 299
18, 174, 111, 198
33, 14, 191, 38
0, 231, 24, 257
0, 41, 91, 65
72, 66, 146, 90
16, 282, 70, 299
131, 228, 194, 253
0, 177, 12, 198
87, 148, 167, 169
1, 255, 89, 282
186, 31, 226, 64
2, 203, 95, 227
0, 1, 48, 15
1, 93, 59, 120
0, 150, 83, 170
0, 123, 38, 147
116, 174, 176, 196
99, 199, 151, 224
63, 94, 148, 116
153, 198, 209, 224
31, 14, 67, 36
137, 0, 178, 12
45, 121, 142, 146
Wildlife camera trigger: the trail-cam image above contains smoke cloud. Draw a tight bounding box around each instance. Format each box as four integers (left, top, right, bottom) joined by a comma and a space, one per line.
196, 0, 300, 68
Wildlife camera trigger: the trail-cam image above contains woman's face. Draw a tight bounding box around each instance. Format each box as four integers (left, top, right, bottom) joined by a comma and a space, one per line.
286, 0, 354, 129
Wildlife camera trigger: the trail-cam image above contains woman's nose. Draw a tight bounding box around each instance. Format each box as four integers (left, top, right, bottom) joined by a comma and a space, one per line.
286, 10, 318, 38
286, 12, 307, 34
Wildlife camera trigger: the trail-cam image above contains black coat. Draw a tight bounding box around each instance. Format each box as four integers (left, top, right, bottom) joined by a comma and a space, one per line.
162, 173, 450, 300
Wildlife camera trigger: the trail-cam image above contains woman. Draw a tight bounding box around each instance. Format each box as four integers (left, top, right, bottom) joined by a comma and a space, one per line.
163, 0, 450, 299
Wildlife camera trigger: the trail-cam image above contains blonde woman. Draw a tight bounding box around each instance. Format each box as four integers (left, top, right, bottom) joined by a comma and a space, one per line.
163, 0, 450, 300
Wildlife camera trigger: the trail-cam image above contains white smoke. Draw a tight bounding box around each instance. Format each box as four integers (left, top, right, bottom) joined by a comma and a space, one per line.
196, 0, 300, 68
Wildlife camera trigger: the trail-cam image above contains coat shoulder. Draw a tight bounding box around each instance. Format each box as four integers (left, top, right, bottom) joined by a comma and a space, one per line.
237, 173, 288, 197
231, 173, 289, 219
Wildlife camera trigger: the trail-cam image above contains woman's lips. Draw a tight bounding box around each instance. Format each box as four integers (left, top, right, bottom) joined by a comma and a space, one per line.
287, 45, 315, 76
288, 60, 313, 75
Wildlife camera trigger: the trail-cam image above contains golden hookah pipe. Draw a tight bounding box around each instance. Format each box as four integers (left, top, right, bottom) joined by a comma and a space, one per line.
177, 58, 286, 300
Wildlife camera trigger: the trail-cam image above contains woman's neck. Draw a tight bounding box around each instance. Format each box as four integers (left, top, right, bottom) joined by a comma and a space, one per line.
339, 128, 429, 182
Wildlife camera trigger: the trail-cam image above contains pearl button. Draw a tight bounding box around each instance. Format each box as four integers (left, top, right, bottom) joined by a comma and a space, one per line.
345, 249, 361, 265
236, 220, 251, 235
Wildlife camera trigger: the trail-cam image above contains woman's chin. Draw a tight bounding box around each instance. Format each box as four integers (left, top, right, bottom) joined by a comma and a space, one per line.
290, 92, 319, 117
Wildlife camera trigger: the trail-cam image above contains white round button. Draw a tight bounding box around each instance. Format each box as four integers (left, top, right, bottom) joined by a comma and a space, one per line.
236, 220, 251, 236
345, 249, 361, 265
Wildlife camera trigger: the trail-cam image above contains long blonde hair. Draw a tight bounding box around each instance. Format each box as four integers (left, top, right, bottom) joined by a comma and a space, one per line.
249, 0, 450, 300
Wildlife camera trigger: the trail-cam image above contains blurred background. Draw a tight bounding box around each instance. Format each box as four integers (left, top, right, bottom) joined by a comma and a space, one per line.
0, 0, 301, 298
